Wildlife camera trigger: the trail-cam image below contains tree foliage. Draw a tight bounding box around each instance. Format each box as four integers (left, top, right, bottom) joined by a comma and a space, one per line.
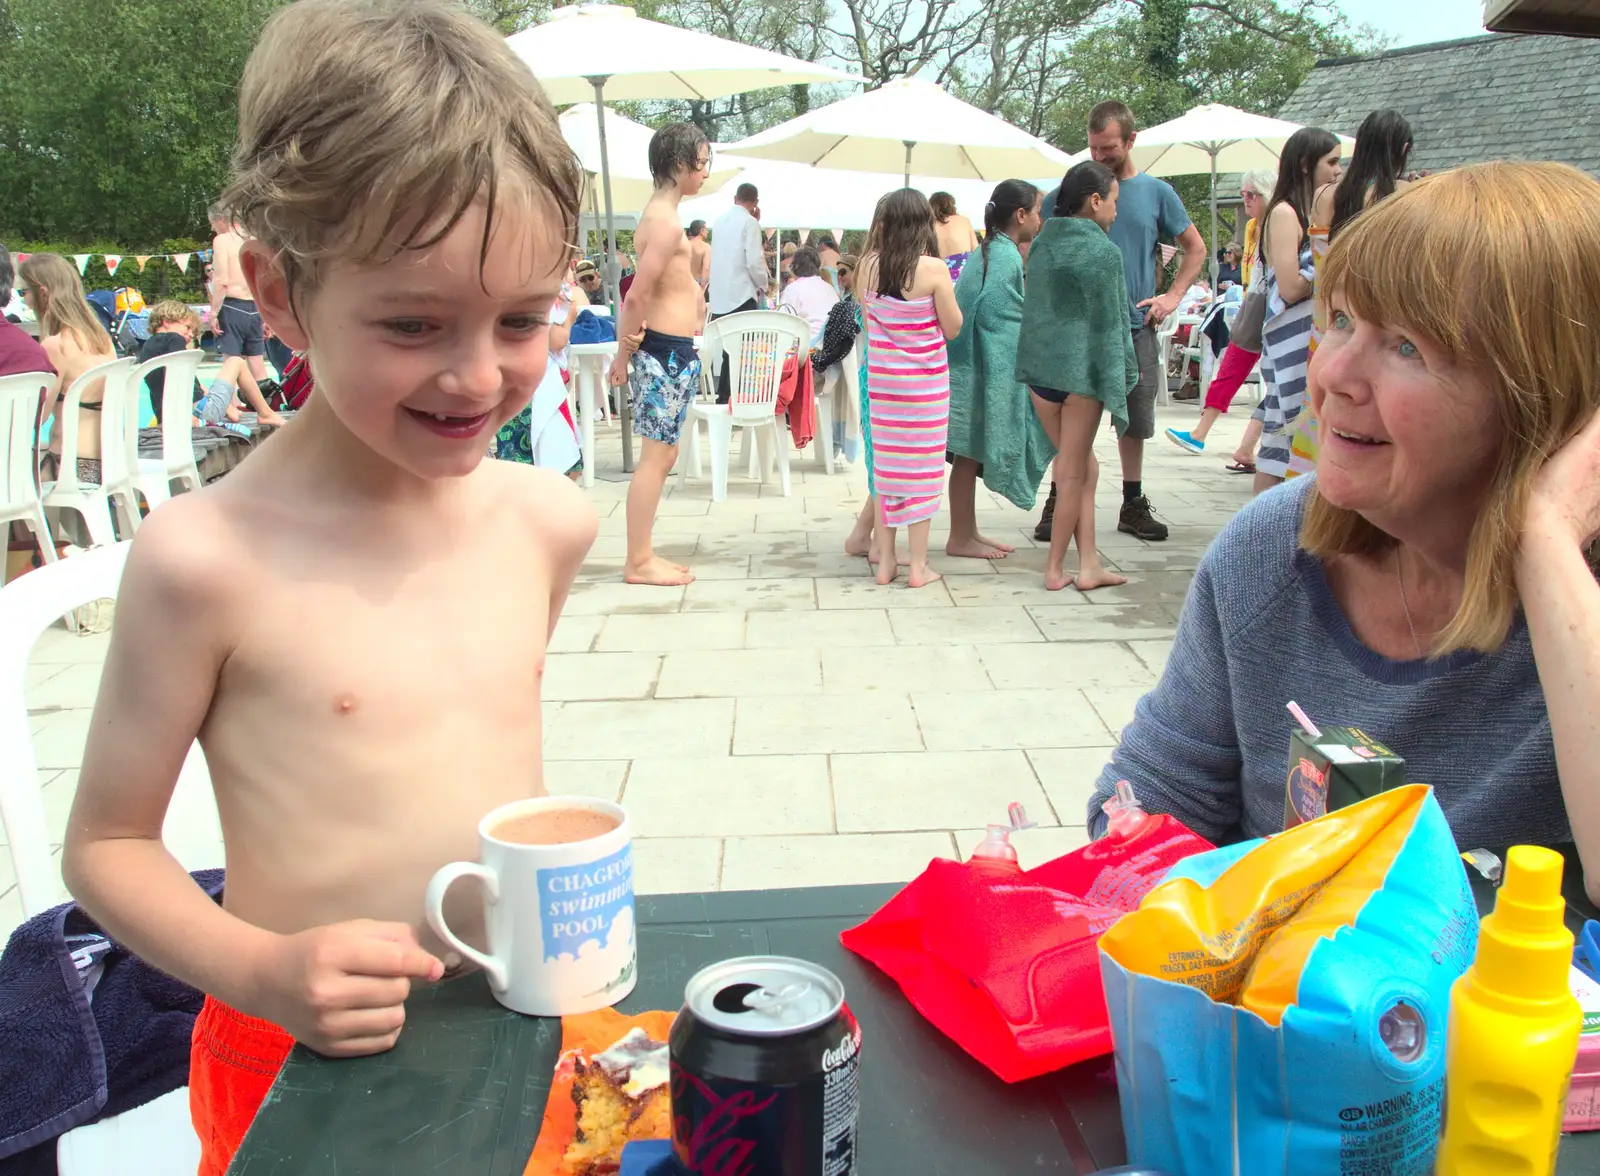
0, 0, 284, 247
0, 0, 1381, 248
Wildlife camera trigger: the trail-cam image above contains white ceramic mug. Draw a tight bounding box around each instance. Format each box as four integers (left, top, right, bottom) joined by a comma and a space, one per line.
424, 796, 637, 1017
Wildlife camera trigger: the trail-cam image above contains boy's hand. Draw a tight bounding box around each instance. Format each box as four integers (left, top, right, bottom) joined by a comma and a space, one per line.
254, 919, 444, 1057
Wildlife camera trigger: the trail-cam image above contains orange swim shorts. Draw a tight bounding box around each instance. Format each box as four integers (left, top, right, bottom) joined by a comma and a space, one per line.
189, 996, 295, 1176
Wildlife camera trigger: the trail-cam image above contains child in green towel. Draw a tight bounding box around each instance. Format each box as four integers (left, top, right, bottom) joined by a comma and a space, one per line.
1015, 161, 1138, 593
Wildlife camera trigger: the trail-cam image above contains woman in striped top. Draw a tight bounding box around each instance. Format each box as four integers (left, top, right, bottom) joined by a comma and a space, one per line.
851, 189, 963, 588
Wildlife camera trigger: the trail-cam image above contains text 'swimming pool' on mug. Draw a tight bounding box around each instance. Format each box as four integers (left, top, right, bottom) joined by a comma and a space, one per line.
424, 797, 636, 1017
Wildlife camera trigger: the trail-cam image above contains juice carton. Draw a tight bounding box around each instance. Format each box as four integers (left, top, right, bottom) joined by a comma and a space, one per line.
1283, 724, 1406, 829
1567, 964, 1600, 1132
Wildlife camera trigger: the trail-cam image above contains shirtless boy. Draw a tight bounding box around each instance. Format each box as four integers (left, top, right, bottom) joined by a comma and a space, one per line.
60, 3, 593, 1172
608, 122, 710, 586
687, 219, 711, 290
208, 205, 271, 385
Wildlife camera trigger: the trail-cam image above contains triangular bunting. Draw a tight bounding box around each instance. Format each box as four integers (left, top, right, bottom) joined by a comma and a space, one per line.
797, 229, 810, 245
1159, 244, 1177, 266
13, 253, 28, 264
834, 229, 846, 246
135, 255, 152, 271
173, 253, 191, 273
73, 254, 90, 274
105, 254, 123, 274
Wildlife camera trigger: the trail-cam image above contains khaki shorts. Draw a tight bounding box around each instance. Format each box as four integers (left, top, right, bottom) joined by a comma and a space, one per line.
1116, 326, 1159, 442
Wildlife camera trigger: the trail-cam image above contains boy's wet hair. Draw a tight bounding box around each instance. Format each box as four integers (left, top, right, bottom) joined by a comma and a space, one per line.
221, 0, 582, 316
649, 122, 709, 187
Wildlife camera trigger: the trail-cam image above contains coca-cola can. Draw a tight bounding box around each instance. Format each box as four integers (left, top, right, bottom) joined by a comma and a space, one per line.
669, 956, 861, 1176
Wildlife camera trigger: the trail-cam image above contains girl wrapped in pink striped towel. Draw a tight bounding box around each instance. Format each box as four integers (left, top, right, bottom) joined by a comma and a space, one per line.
851, 189, 963, 589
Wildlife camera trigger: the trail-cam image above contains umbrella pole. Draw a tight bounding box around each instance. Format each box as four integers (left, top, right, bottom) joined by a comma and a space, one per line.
590, 75, 633, 474
1208, 149, 1219, 288
903, 141, 913, 188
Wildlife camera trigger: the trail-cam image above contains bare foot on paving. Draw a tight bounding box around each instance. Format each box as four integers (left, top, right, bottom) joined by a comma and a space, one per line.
624, 556, 695, 586
945, 538, 1007, 560
1073, 566, 1128, 592
844, 534, 873, 557
874, 557, 898, 585
907, 565, 943, 589
1044, 568, 1074, 592
976, 532, 1016, 553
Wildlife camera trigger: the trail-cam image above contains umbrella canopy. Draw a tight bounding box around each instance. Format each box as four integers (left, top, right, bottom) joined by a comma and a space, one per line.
508, 3, 864, 104
559, 103, 738, 214
1129, 103, 1354, 177
723, 77, 1076, 185
1123, 103, 1355, 283
679, 155, 1000, 231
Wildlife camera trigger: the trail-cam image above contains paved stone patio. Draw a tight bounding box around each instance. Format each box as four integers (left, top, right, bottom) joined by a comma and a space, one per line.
4, 401, 1257, 939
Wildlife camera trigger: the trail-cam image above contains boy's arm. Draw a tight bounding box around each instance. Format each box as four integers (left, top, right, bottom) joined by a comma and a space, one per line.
208, 236, 230, 321
607, 226, 676, 388
539, 475, 599, 638
744, 218, 767, 292
62, 504, 440, 1055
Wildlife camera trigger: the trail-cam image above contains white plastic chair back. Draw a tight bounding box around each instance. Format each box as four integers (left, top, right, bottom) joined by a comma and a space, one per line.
132, 349, 205, 500
702, 311, 806, 423
0, 372, 52, 526
97, 357, 141, 496
54, 357, 131, 490
0, 542, 130, 913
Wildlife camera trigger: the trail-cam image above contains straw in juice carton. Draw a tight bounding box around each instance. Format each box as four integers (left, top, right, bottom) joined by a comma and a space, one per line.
1282, 701, 1407, 829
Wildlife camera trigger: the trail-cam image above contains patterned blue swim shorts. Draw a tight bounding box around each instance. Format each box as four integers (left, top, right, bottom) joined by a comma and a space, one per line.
628, 329, 701, 446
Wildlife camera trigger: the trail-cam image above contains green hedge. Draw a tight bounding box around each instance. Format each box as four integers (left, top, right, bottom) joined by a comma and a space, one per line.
10, 240, 209, 304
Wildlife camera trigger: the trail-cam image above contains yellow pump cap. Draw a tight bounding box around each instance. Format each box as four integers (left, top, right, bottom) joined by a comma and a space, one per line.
1474, 845, 1573, 1003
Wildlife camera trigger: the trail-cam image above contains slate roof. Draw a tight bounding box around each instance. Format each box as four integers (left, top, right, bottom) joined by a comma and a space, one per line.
1276, 34, 1600, 177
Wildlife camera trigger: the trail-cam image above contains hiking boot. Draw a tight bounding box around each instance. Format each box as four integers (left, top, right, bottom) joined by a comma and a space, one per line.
1118, 496, 1169, 541
1033, 484, 1057, 541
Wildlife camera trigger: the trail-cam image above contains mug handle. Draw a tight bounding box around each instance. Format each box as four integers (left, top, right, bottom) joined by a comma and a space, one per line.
423, 861, 508, 992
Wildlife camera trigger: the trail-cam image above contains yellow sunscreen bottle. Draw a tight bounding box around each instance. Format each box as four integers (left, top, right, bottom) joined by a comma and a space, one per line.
1436, 845, 1581, 1176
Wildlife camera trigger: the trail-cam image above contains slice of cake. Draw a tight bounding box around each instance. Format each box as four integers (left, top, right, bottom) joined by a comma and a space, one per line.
561, 1028, 672, 1175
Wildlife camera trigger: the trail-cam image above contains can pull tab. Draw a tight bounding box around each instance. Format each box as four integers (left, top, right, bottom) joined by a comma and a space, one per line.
970, 803, 1037, 865
741, 982, 811, 1013
1101, 780, 1152, 840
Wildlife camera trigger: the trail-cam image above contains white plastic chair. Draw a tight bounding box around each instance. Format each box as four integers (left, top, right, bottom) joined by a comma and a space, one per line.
0, 371, 59, 570
680, 311, 807, 502
132, 349, 205, 508
1, 541, 215, 1175
568, 341, 617, 489
41, 357, 140, 546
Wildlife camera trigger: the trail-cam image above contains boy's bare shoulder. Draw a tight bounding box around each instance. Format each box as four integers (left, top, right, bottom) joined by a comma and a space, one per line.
119, 488, 253, 614
480, 459, 597, 557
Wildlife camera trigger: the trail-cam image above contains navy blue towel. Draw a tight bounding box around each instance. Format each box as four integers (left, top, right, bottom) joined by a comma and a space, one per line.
0, 870, 223, 1160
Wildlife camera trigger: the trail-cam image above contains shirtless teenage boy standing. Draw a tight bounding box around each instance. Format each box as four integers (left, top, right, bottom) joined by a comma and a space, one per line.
60, 3, 594, 1173
608, 122, 710, 586
208, 204, 271, 385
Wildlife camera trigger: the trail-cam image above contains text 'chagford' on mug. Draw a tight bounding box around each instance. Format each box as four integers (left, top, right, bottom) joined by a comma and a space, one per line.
424, 796, 637, 1017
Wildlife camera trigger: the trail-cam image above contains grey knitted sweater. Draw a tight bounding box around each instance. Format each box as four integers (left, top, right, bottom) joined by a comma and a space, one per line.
1089, 476, 1569, 850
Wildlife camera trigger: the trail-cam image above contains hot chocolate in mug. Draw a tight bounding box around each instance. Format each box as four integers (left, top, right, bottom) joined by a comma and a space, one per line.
424, 796, 637, 1016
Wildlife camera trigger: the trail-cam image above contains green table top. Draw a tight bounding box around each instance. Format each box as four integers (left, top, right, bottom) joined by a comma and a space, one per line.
232, 853, 1600, 1176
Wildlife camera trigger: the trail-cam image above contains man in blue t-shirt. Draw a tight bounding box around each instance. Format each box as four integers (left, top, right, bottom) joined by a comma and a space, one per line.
1036, 101, 1206, 543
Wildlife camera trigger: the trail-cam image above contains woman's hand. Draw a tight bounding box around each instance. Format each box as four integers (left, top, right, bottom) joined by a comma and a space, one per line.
1527, 407, 1600, 550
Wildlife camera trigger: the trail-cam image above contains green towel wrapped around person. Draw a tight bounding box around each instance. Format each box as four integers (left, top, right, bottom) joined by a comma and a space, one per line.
1012, 162, 1135, 596
946, 188, 1056, 517
1013, 216, 1138, 431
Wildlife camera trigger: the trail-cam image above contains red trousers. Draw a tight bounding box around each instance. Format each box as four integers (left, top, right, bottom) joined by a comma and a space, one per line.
1203, 343, 1261, 413
190, 996, 294, 1176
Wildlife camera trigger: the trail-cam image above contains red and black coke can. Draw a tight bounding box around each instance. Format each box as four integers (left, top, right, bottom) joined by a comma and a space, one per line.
669, 956, 861, 1176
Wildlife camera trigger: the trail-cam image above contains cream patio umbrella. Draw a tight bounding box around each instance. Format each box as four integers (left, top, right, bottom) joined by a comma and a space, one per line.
1127, 104, 1355, 282
722, 77, 1076, 186
509, 3, 863, 308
